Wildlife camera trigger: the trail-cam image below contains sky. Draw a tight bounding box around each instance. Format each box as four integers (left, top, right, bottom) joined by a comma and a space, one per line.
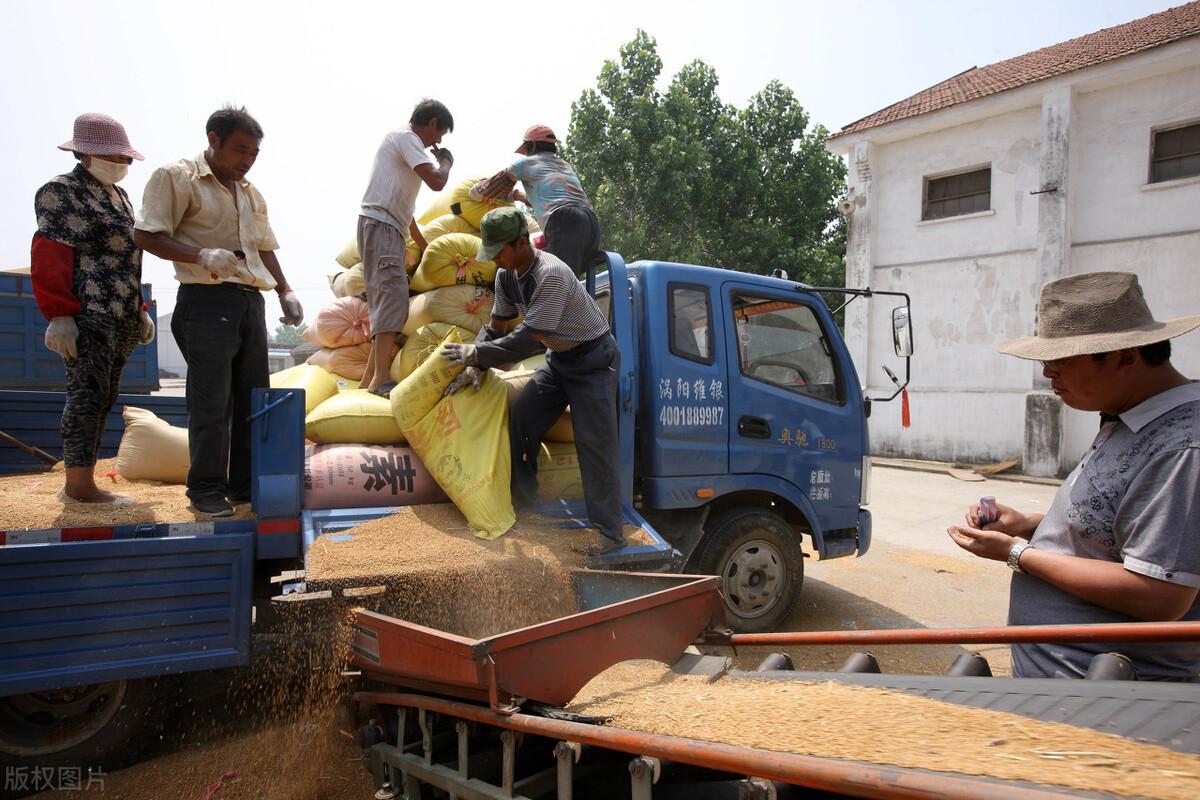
1, 0, 1180, 325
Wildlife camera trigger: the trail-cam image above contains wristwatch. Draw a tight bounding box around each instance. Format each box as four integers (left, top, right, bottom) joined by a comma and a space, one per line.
1007, 541, 1033, 573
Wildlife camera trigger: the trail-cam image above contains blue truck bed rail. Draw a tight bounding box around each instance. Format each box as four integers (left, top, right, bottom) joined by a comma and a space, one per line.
0, 273, 160, 393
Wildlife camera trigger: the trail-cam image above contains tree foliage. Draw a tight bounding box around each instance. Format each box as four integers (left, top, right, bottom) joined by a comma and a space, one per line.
271, 322, 307, 347
564, 31, 847, 285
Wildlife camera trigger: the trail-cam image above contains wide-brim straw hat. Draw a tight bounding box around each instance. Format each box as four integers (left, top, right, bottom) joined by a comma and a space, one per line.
998, 271, 1200, 361
58, 112, 144, 160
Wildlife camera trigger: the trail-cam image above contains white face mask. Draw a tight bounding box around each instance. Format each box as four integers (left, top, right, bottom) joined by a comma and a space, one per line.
86, 158, 129, 185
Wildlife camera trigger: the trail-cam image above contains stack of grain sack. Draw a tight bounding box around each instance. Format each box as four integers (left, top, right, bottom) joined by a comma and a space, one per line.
266, 176, 580, 537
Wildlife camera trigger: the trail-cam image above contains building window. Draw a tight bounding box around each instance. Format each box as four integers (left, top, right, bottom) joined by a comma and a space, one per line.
922, 167, 991, 220
1151, 122, 1200, 183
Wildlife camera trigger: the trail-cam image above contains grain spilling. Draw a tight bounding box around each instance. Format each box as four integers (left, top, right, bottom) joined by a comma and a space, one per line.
568, 660, 1200, 800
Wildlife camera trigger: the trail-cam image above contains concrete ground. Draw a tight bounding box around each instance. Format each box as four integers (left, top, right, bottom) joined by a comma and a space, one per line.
716, 464, 1061, 677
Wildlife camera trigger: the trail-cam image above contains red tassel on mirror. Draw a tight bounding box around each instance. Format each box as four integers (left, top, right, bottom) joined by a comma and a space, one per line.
901, 387, 911, 428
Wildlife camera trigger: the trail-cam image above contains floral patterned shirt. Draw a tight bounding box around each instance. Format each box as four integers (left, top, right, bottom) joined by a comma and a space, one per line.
34, 164, 142, 320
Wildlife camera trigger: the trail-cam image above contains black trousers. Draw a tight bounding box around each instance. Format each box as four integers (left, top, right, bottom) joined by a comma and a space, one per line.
509, 334, 623, 541
61, 313, 140, 467
171, 283, 269, 501
543, 204, 602, 280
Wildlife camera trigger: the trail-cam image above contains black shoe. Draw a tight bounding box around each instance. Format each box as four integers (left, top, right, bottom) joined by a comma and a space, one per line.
227, 491, 252, 505
191, 495, 234, 517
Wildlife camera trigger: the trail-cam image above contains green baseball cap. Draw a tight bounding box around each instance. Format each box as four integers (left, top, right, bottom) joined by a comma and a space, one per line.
477, 207, 528, 261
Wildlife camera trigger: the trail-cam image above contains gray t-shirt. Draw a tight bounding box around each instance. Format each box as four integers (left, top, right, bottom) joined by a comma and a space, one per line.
360, 129, 436, 234
1009, 381, 1200, 680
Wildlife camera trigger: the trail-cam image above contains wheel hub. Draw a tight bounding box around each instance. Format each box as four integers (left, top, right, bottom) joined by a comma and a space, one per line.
721, 539, 784, 619
0, 682, 126, 757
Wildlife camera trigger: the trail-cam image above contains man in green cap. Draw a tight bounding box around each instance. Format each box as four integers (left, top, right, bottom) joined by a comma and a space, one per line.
443, 207, 625, 553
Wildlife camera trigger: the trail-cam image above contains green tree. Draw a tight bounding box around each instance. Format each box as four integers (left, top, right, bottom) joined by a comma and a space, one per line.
564, 31, 846, 286
271, 322, 307, 347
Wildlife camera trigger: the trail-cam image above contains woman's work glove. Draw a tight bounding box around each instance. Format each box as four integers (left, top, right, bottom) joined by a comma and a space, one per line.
278, 290, 304, 326
138, 310, 155, 345
45, 316, 78, 359
443, 366, 483, 397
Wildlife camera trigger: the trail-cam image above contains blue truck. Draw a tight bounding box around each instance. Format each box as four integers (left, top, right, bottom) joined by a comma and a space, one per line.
0, 254, 912, 772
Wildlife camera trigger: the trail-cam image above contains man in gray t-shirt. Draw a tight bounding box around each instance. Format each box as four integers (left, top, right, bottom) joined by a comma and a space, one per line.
948, 272, 1200, 680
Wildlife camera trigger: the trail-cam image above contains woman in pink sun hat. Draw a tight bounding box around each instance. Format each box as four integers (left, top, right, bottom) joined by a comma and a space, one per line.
31, 113, 154, 504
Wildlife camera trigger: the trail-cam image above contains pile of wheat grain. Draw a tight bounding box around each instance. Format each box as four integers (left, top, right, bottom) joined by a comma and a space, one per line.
568, 661, 1200, 799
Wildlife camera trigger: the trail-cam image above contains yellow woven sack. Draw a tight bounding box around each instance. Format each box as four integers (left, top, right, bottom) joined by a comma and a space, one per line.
115, 407, 190, 484
335, 237, 359, 269
389, 328, 464, 431
330, 373, 360, 391
403, 285, 494, 337
270, 364, 339, 414
391, 328, 515, 538
416, 190, 455, 226
404, 214, 480, 269
410, 233, 497, 293
448, 176, 514, 228
537, 441, 583, 500
329, 263, 365, 298
391, 322, 472, 383
306, 389, 406, 445
405, 372, 515, 539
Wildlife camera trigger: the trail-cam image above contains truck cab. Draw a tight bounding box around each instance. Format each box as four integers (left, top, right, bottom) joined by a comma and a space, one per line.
599, 257, 885, 631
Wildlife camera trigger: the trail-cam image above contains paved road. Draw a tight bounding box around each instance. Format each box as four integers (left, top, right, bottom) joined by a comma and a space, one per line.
719, 465, 1061, 677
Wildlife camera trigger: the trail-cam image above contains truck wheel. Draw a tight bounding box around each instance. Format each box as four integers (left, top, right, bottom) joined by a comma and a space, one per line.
692, 508, 803, 633
0, 678, 173, 772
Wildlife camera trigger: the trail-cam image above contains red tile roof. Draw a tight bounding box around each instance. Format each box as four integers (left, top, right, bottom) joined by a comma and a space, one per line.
829, 2, 1200, 139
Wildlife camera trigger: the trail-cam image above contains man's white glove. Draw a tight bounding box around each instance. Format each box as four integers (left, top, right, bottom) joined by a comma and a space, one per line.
198, 248, 241, 279
443, 366, 483, 397
45, 316, 79, 359
278, 290, 304, 326
138, 310, 155, 345
442, 342, 478, 366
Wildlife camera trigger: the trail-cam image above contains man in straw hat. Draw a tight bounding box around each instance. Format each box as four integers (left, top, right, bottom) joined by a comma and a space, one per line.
32, 112, 153, 505
948, 271, 1200, 680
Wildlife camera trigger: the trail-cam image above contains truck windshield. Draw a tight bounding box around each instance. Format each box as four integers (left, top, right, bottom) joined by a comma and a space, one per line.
732, 295, 843, 404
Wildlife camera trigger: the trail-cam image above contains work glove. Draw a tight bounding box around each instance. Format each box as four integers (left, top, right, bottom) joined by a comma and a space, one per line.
137, 310, 155, 345
442, 341, 478, 366
198, 248, 241, 280
443, 366, 483, 397
45, 316, 78, 359
278, 290, 304, 326
432, 145, 454, 166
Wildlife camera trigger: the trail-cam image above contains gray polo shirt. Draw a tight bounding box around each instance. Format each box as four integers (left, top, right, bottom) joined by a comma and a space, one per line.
1009, 381, 1200, 680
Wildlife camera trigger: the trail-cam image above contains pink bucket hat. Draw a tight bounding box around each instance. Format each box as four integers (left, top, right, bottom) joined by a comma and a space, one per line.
58, 113, 144, 160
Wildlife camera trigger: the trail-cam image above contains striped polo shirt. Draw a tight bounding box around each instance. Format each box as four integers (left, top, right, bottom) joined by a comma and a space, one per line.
492, 250, 609, 352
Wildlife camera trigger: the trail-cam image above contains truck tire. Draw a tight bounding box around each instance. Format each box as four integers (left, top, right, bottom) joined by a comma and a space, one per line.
0, 678, 174, 773
691, 508, 803, 633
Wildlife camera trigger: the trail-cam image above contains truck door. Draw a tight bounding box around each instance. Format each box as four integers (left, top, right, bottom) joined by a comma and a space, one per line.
640, 267, 728, 477
721, 281, 862, 531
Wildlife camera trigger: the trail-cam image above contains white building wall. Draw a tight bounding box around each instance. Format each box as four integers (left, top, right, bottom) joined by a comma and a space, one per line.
861, 107, 1044, 463
837, 49, 1200, 474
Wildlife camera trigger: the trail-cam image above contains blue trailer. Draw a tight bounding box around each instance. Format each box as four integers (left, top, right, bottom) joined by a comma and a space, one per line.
0, 254, 912, 772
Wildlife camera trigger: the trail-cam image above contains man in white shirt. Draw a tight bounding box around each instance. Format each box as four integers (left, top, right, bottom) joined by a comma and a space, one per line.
358, 99, 455, 393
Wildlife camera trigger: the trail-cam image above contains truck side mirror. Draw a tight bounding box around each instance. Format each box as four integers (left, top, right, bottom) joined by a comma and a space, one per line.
892, 306, 913, 358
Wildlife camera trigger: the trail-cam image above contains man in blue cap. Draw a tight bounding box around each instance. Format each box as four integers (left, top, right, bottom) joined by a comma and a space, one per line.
442, 207, 625, 553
